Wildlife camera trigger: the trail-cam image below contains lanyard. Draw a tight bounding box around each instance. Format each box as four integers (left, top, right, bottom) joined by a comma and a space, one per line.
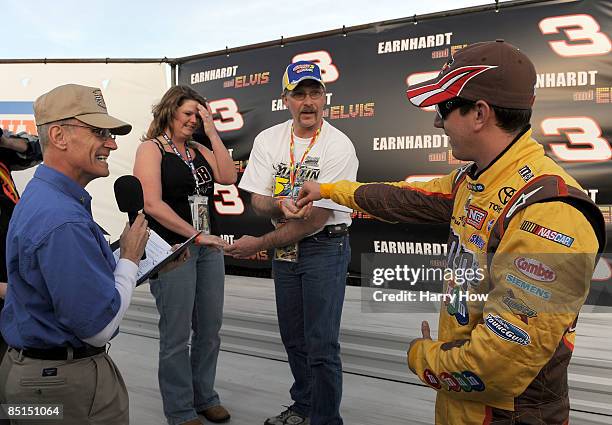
288, 124, 321, 196
162, 133, 202, 194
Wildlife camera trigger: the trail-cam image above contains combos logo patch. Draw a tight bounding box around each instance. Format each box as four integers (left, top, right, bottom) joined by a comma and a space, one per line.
422, 369, 485, 392
520, 221, 574, 248
514, 257, 556, 282
485, 314, 531, 345
465, 205, 487, 230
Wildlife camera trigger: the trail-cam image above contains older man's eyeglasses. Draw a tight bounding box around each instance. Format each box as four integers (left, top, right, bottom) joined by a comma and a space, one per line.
289, 89, 325, 101
435, 97, 475, 120
60, 124, 116, 140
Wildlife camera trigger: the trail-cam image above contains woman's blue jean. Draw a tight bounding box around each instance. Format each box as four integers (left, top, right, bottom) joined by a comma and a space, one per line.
149, 245, 224, 425
272, 233, 351, 425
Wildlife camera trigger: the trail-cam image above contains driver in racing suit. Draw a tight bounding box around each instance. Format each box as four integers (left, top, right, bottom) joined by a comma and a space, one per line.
296, 40, 606, 424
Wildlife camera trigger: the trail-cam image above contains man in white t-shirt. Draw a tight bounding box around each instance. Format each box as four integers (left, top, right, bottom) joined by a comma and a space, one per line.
227, 61, 358, 425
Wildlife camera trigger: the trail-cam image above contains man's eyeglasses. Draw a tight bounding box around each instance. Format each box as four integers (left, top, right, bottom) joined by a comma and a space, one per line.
435, 97, 475, 120
288, 89, 325, 101
60, 124, 116, 140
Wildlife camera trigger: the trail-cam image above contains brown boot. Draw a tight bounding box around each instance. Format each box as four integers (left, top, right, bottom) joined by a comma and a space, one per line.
199, 405, 231, 423
182, 420, 202, 425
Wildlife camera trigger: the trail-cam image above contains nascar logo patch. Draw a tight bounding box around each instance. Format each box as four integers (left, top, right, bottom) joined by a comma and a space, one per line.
519, 220, 574, 247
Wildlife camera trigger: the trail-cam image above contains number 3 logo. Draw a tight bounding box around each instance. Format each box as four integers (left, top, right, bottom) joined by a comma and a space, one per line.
539, 14, 612, 57
541, 117, 612, 162
292, 51, 339, 83
214, 183, 245, 215
208, 98, 244, 132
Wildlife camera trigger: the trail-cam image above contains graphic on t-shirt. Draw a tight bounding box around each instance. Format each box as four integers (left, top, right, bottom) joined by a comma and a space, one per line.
274, 176, 296, 198
195, 165, 213, 193
272, 160, 321, 199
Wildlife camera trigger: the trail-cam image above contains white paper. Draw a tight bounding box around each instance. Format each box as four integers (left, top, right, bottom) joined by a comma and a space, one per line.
112, 229, 173, 282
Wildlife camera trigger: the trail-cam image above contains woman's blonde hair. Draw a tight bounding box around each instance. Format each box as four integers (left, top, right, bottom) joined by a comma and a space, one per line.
144, 85, 207, 141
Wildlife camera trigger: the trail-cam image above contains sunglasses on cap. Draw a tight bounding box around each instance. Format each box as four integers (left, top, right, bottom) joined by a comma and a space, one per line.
435, 97, 475, 120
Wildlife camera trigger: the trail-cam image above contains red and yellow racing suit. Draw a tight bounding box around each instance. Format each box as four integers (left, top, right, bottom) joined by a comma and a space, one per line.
318, 128, 605, 424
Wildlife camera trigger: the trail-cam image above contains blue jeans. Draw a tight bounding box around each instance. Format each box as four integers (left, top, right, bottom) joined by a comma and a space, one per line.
149, 245, 224, 425
272, 233, 350, 425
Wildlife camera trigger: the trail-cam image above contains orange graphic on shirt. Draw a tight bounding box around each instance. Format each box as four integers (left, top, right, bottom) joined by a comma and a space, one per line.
0, 162, 19, 204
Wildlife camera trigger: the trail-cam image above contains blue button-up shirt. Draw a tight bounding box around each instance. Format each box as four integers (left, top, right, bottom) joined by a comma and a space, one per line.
0, 164, 120, 349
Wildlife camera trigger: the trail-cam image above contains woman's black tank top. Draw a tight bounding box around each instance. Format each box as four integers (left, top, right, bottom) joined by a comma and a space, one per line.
147, 140, 215, 244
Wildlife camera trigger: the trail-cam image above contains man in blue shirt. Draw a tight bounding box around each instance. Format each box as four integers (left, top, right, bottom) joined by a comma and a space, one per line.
0, 84, 149, 425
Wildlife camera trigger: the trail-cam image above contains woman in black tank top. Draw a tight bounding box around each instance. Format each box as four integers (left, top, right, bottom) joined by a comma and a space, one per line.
133, 86, 236, 424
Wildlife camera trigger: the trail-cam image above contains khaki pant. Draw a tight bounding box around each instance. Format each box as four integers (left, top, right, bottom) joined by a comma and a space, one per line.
0, 347, 129, 425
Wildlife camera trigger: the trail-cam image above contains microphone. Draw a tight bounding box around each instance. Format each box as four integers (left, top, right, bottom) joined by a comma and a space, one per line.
114, 175, 146, 259
114, 175, 144, 225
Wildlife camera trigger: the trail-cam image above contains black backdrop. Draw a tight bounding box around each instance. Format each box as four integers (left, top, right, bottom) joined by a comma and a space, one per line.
177, 0, 611, 301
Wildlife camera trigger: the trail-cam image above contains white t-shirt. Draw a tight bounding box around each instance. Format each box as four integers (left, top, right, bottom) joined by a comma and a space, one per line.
239, 119, 359, 228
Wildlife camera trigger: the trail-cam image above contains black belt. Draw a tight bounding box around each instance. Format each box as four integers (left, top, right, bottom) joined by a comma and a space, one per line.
310, 224, 349, 239
18, 345, 106, 360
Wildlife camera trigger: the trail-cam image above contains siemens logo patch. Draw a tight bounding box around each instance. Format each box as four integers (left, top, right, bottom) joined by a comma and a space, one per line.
506, 274, 551, 301
520, 220, 574, 247
485, 314, 531, 346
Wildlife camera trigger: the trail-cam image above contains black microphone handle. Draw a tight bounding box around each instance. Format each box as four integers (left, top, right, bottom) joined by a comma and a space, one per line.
128, 212, 138, 226
127, 212, 146, 260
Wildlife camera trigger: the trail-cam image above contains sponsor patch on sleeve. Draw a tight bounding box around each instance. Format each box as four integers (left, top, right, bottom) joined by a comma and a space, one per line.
505, 273, 551, 300
468, 233, 485, 250
518, 165, 534, 182
514, 257, 556, 282
422, 369, 485, 392
502, 289, 538, 324
439, 372, 461, 392
519, 220, 574, 247
485, 313, 531, 345
423, 369, 441, 389
465, 205, 487, 230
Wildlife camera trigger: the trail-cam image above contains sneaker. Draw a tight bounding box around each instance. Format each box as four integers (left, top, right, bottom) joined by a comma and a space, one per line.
264, 408, 309, 425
